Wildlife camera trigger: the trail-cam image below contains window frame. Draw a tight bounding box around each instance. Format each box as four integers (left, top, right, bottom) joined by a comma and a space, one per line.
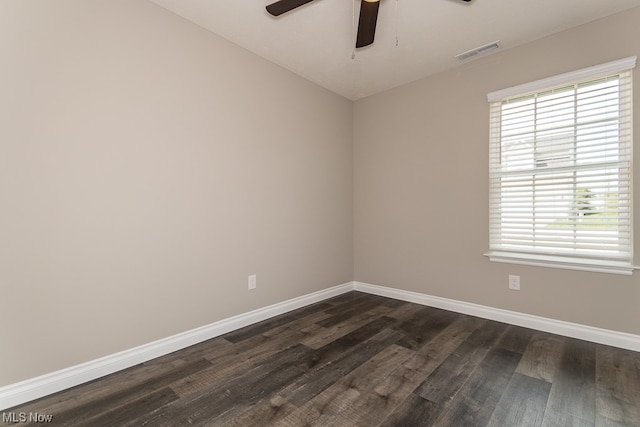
485, 57, 637, 275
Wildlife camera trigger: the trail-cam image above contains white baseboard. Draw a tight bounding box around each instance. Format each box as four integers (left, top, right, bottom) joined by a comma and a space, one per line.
3, 280, 639, 411
0, 282, 353, 411
354, 281, 640, 352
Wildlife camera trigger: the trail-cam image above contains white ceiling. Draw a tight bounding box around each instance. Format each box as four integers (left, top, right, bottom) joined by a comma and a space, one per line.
148, 0, 640, 100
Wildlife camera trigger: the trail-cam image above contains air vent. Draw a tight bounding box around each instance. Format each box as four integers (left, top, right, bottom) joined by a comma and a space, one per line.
456, 41, 500, 61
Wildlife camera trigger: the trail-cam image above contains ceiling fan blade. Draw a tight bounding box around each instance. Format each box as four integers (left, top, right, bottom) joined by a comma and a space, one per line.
355, 0, 380, 48
266, 0, 314, 16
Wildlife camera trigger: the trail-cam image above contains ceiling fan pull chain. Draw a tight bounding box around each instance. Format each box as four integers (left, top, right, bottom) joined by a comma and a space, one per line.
352, 0, 356, 58
395, 0, 399, 46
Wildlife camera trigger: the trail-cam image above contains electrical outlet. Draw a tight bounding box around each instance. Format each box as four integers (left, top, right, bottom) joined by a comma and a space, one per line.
508, 274, 520, 290
248, 274, 257, 290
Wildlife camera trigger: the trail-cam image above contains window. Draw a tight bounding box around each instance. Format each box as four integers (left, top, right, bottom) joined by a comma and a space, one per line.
486, 57, 636, 274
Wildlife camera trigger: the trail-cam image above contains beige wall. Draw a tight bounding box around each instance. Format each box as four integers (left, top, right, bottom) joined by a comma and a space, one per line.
0, 0, 353, 386
354, 7, 640, 336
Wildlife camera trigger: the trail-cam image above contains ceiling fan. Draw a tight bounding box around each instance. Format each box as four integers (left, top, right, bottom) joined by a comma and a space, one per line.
266, 0, 473, 48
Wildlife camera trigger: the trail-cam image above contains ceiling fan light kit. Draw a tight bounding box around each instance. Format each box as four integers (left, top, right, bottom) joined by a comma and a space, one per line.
265, 0, 474, 49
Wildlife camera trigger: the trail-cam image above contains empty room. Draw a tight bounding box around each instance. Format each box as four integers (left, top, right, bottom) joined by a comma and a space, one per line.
1, 0, 640, 425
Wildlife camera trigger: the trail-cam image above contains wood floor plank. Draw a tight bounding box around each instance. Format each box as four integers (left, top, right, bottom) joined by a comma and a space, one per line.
170, 362, 248, 399
151, 336, 234, 364
240, 308, 330, 342
432, 348, 522, 426
317, 295, 392, 328
280, 328, 403, 407
274, 343, 413, 426
415, 320, 508, 404
33, 358, 212, 426
300, 304, 395, 350
301, 297, 425, 353
218, 395, 299, 427
595, 345, 640, 426
393, 306, 460, 351
9, 348, 194, 417
487, 372, 552, 427
379, 393, 439, 427
138, 344, 315, 426
222, 302, 333, 343
516, 333, 565, 383
77, 387, 178, 427
495, 324, 536, 354
339, 316, 485, 427
379, 320, 507, 426
543, 338, 597, 425
293, 316, 400, 375
216, 329, 404, 426
401, 315, 485, 374
383, 299, 428, 321
541, 408, 594, 427
170, 313, 330, 399
322, 291, 368, 307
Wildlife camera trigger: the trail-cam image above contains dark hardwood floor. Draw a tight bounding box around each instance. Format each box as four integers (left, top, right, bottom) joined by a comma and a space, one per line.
4, 291, 640, 426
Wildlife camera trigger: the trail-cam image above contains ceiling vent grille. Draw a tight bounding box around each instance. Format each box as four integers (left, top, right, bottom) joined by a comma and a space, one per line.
456, 41, 500, 61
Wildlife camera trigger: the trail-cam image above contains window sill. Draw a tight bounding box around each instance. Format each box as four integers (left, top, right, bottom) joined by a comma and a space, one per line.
484, 252, 635, 275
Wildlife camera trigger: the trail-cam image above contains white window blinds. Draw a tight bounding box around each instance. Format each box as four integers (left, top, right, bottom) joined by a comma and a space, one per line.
487, 58, 635, 273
